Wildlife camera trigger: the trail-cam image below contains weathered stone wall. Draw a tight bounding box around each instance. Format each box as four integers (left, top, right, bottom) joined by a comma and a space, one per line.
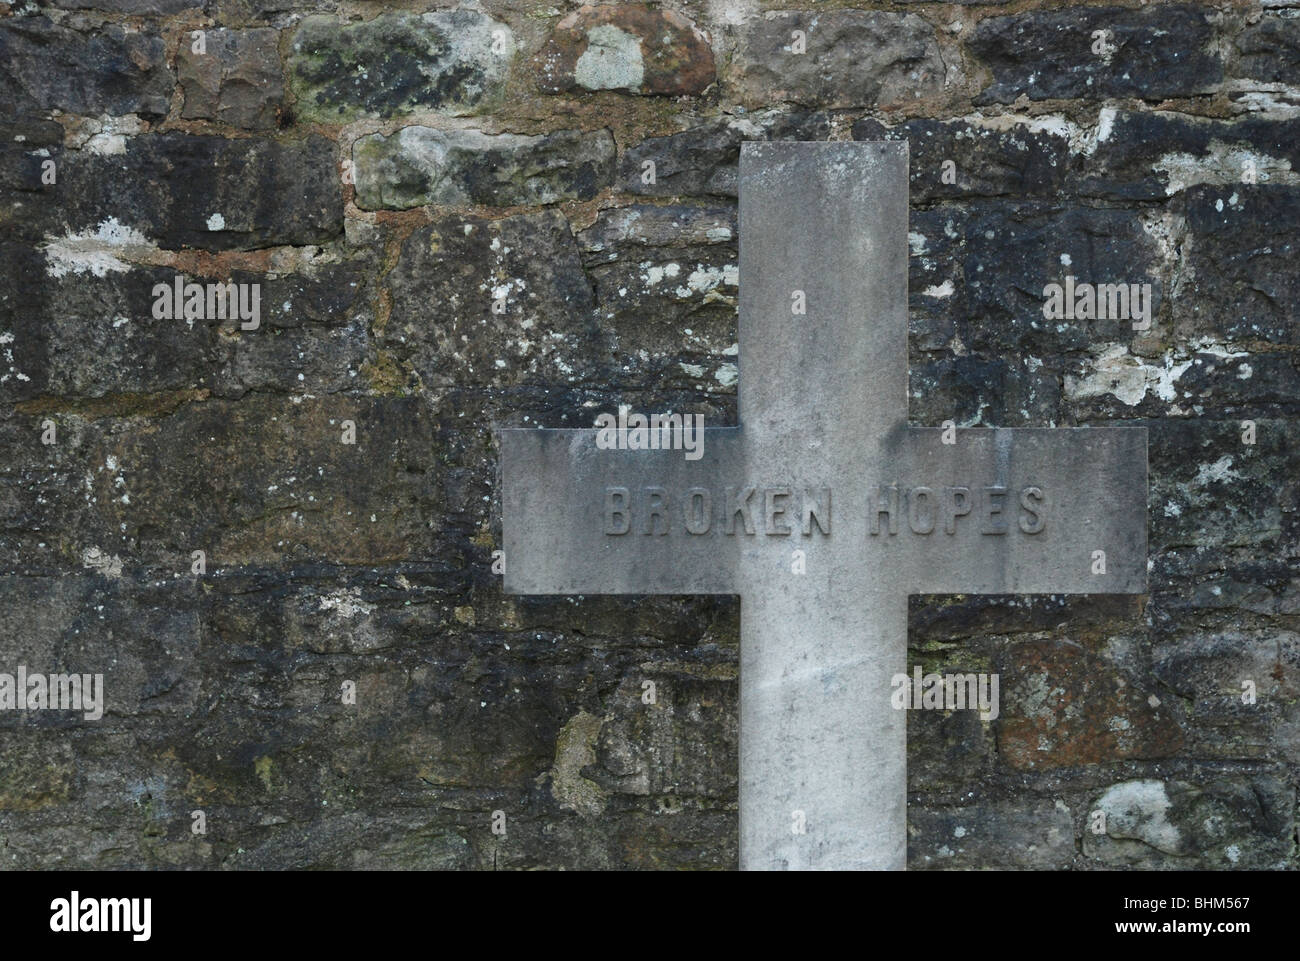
1, 0, 1296, 869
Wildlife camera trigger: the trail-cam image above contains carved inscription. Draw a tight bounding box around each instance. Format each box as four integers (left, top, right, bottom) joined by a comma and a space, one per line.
869, 485, 1046, 535
599, 484, 1048, 536
603, 486, 832, 536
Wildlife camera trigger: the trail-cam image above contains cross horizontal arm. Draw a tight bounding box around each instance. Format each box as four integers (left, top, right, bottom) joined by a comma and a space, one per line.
878, 426, 1148, 595
502, 425, 1148, 597
501, 427, 745, 594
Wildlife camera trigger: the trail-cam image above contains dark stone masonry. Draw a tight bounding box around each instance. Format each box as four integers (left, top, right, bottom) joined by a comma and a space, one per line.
0, 0, 1296, 870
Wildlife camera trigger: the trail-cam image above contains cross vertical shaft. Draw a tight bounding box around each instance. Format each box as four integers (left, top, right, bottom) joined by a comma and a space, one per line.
737, 142, 910, 869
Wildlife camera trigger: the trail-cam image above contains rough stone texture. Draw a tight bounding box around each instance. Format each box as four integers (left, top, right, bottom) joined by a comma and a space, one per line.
288, 11, 513, 121
0, 251, 371, 405
852, 117, 1071, 203
535, 4, 715, 96
1154, 630, 1300, 761
353, 127, 615, 209
728, 11, 945, 109
576, 204, 739, 391
381, 210, 601, 391
0, 17, 173, 120
970, 6, 1223, 104
1234, 15, 1300, 84
49, 0, 203, 10
0, 119, 64, 243
1084, 777, 1293, 868
1171, 185, 1300, 349
1, 0, 1298, 871
910, 800, 1075, 870
996, 639, 1184, 771
1080, 112, 1300, 202
45, 134, 343, 250
620, 110, 831, 198
177, 28, 284, 130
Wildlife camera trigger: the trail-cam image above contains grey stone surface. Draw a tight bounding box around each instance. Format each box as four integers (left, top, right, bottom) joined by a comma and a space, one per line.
1079, 112, 1300, 202
0, 250, 372, 404
288, 11, 513, 122
728, 12, 945, 109
0, 396, 440, 575
49, 0, 203, 10
619, 110, 832, 199
962, 205, 1163, 358
49, 134, 343, 251
503, 426, 1146, 596
910, 800, 1076, 869
177, 28, 284, 130
0, 18, 173, 120
353, 126, 615, 209
534, 4, 716, 97
1171, 185, 1300, 349
1233, 15, 1300, 84
575, 204, 738, 391
970, 6, 1222, 104
1083, 776, 1294, 868
382, 210, 597, 389
503, 143, 1148, 870
852, 117, 1071, 203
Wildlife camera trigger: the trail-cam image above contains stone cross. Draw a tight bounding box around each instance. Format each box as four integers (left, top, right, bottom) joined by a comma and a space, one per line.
501, 142, 1147, 870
